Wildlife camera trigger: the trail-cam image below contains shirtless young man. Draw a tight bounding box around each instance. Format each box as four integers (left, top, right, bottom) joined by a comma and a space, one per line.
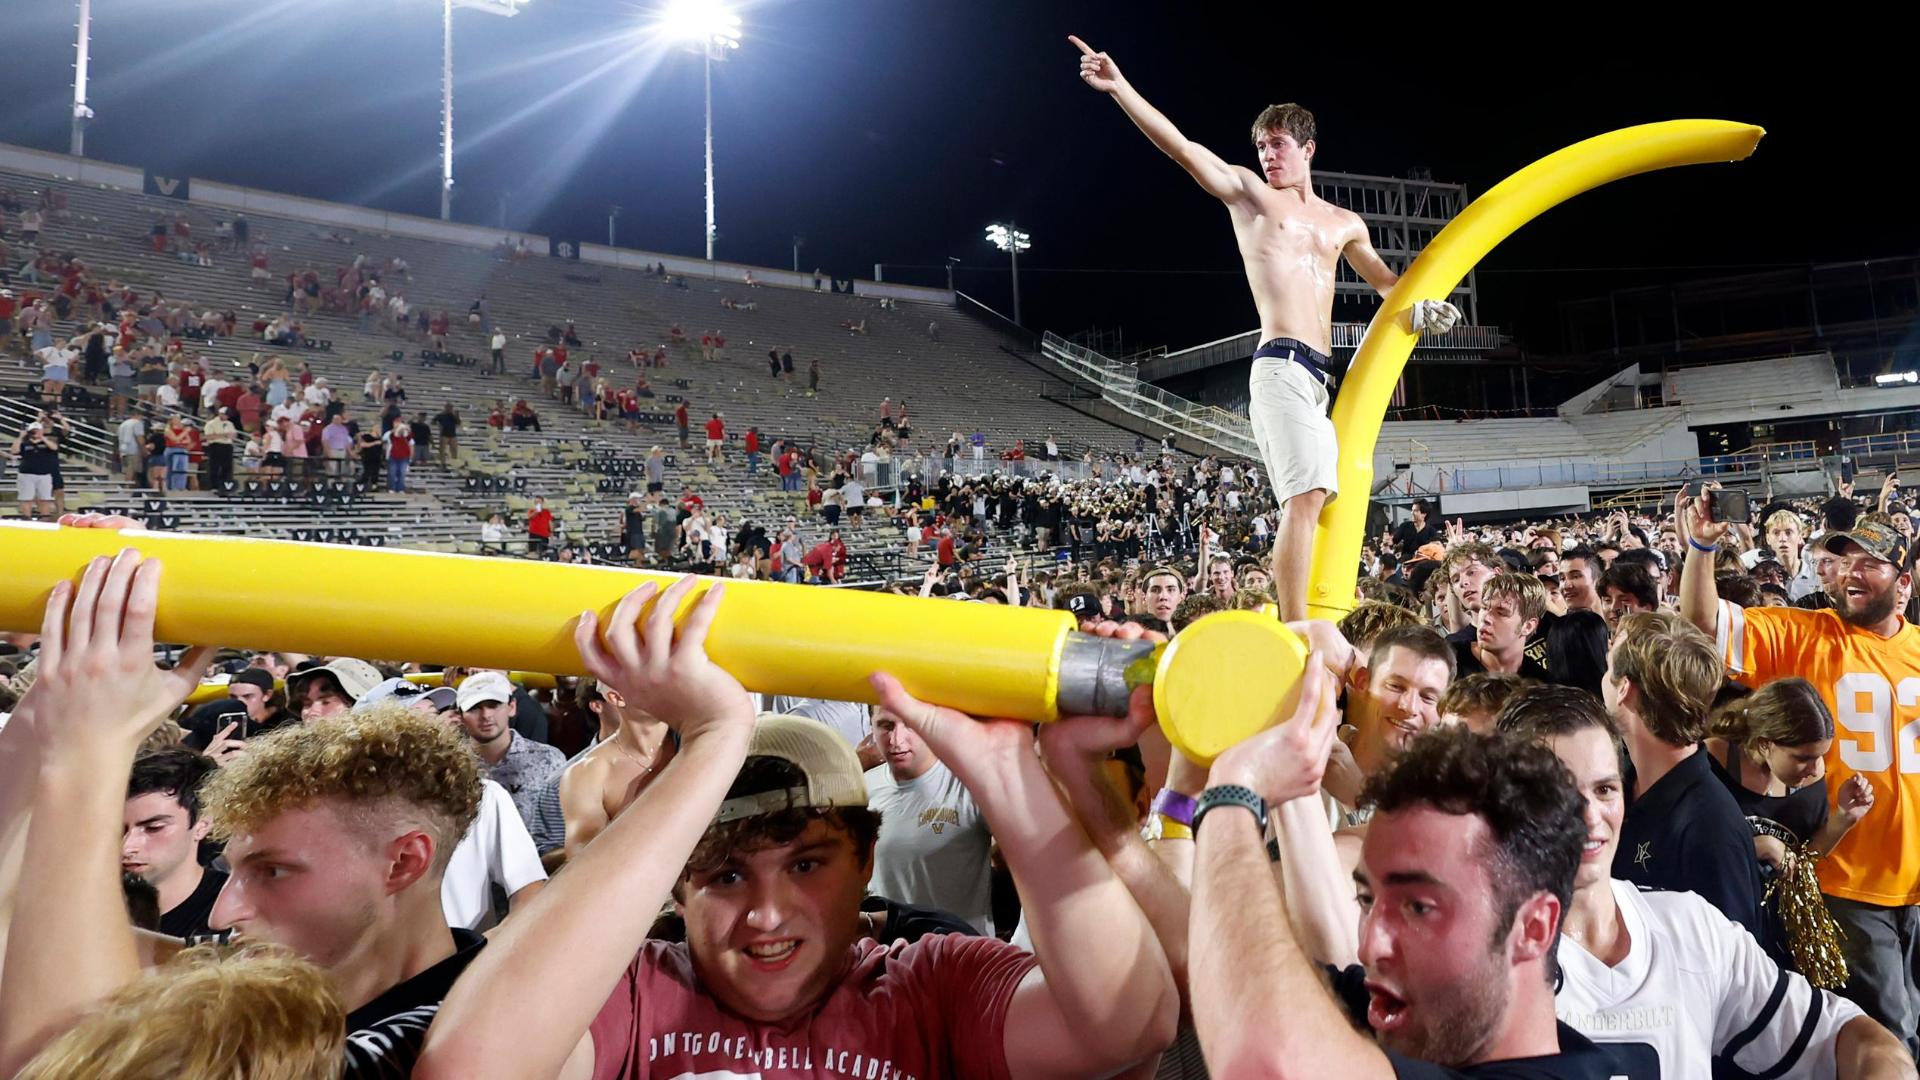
1072, 35, 1460, 620
558, 678, 677, 858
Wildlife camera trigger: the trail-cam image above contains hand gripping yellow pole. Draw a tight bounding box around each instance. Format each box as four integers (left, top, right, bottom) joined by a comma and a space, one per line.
0, 521, 1296, 762
1307, 120, 1764, 621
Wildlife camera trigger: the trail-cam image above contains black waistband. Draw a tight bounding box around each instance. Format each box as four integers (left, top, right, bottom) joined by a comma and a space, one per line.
1253, 337, 1338, 384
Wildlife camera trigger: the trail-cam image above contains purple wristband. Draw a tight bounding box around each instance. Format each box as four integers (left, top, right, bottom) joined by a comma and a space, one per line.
1150, 788, 1198, 827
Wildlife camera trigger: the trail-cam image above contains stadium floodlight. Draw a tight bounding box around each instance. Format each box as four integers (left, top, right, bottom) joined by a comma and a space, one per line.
984, 223, 1032, 326
70, 0, 95, 156
439, 0, 529, 221
656, 0, 741, 261
659, 0, 741, 49
1875, 371, 1919, 387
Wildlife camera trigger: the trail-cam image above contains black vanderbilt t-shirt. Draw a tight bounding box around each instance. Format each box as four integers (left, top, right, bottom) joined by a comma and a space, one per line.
342, 928, 486, 1078
1326, 965, 1617, 1079
157, 867, 227, 939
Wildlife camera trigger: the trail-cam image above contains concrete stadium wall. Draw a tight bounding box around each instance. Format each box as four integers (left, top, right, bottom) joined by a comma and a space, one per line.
0, 142, 142, 190
0, 140, 955, 305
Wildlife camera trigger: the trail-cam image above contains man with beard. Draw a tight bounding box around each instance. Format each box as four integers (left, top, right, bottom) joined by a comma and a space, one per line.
1191, 724, 1616, 1077
1682, 490, 1920, 1055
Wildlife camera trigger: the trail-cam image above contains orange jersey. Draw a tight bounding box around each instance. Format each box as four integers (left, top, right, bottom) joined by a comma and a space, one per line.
1716, 601, 1920, 906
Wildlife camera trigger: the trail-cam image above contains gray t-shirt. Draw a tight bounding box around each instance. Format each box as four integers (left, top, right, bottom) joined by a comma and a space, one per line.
768, 696, 869, 750
863, 760, 993, 934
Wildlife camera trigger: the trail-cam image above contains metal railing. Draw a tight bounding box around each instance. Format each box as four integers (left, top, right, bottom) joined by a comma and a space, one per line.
859, 456, 1095, 487
1038, 333, 1259, 457
1426, 443, 1827, 495
1145, 321, 1504, 379
0, 395, 115, 468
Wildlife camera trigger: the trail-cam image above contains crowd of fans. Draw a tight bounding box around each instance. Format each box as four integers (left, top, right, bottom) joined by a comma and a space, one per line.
5, 182, 1920, 1079
0, 455, 1916, 1077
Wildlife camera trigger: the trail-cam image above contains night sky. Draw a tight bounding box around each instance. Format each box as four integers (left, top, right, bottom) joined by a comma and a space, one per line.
3, 3, 1912, 357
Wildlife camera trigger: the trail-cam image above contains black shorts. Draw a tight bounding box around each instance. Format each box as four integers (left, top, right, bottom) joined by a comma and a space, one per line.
263, 452, 285, 467
848, 505, 864, 517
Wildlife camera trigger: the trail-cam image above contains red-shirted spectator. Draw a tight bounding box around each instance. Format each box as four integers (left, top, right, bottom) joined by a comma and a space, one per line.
704, 412, 725, 464
527, 497, 553, 552
743, 427, 761, 476
488, 403, 506, 429
235, 386, 263, 434
937, 527, 957, 568
674, 401, 690, 449
383, 424, 413, 493
775, 447, 796, 491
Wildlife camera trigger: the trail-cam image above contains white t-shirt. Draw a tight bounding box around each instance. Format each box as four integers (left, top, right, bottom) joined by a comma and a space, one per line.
156, 384, 180, 409
1555, 879, 1863, 1080
271, 401, 303, 427
440, 779, 548, 931
864, 760, 993, 934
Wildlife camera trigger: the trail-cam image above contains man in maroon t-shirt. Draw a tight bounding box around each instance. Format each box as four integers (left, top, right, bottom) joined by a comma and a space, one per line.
674, 401, 690, 449
704, 412, 725, 465
419, 578, 1178, 1079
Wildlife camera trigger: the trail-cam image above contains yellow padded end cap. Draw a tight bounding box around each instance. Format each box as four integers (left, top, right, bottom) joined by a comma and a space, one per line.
1154, 610, 1307, 766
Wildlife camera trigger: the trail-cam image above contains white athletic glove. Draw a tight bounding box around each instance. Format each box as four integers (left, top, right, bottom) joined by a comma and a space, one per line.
1409, 299, 1461, 335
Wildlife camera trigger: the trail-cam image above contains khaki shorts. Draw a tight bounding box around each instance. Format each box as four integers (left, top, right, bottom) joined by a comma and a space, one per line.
1248, 356, 1337, 503
16, 472, 54, 501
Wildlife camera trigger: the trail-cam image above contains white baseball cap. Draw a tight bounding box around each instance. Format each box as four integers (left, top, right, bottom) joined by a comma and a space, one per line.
455, 670, 515, 712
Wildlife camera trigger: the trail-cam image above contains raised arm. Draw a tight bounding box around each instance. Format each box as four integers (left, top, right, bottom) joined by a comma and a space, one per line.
0, 552, 213, 1077
1190, 661, 1391, 1079
1036, 622, 1195, 1001
416, 577, 756, 1080
1676, 485, 1729, 638
1070, 35, 1253, 204
872, 671, 1177, 1080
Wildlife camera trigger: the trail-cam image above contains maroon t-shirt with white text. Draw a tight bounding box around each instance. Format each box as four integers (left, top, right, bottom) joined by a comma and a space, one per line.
588, 933, 1034, 1080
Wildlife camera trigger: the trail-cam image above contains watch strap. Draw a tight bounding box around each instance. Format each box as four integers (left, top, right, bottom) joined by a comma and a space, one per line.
1194, 784, 1267, 835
